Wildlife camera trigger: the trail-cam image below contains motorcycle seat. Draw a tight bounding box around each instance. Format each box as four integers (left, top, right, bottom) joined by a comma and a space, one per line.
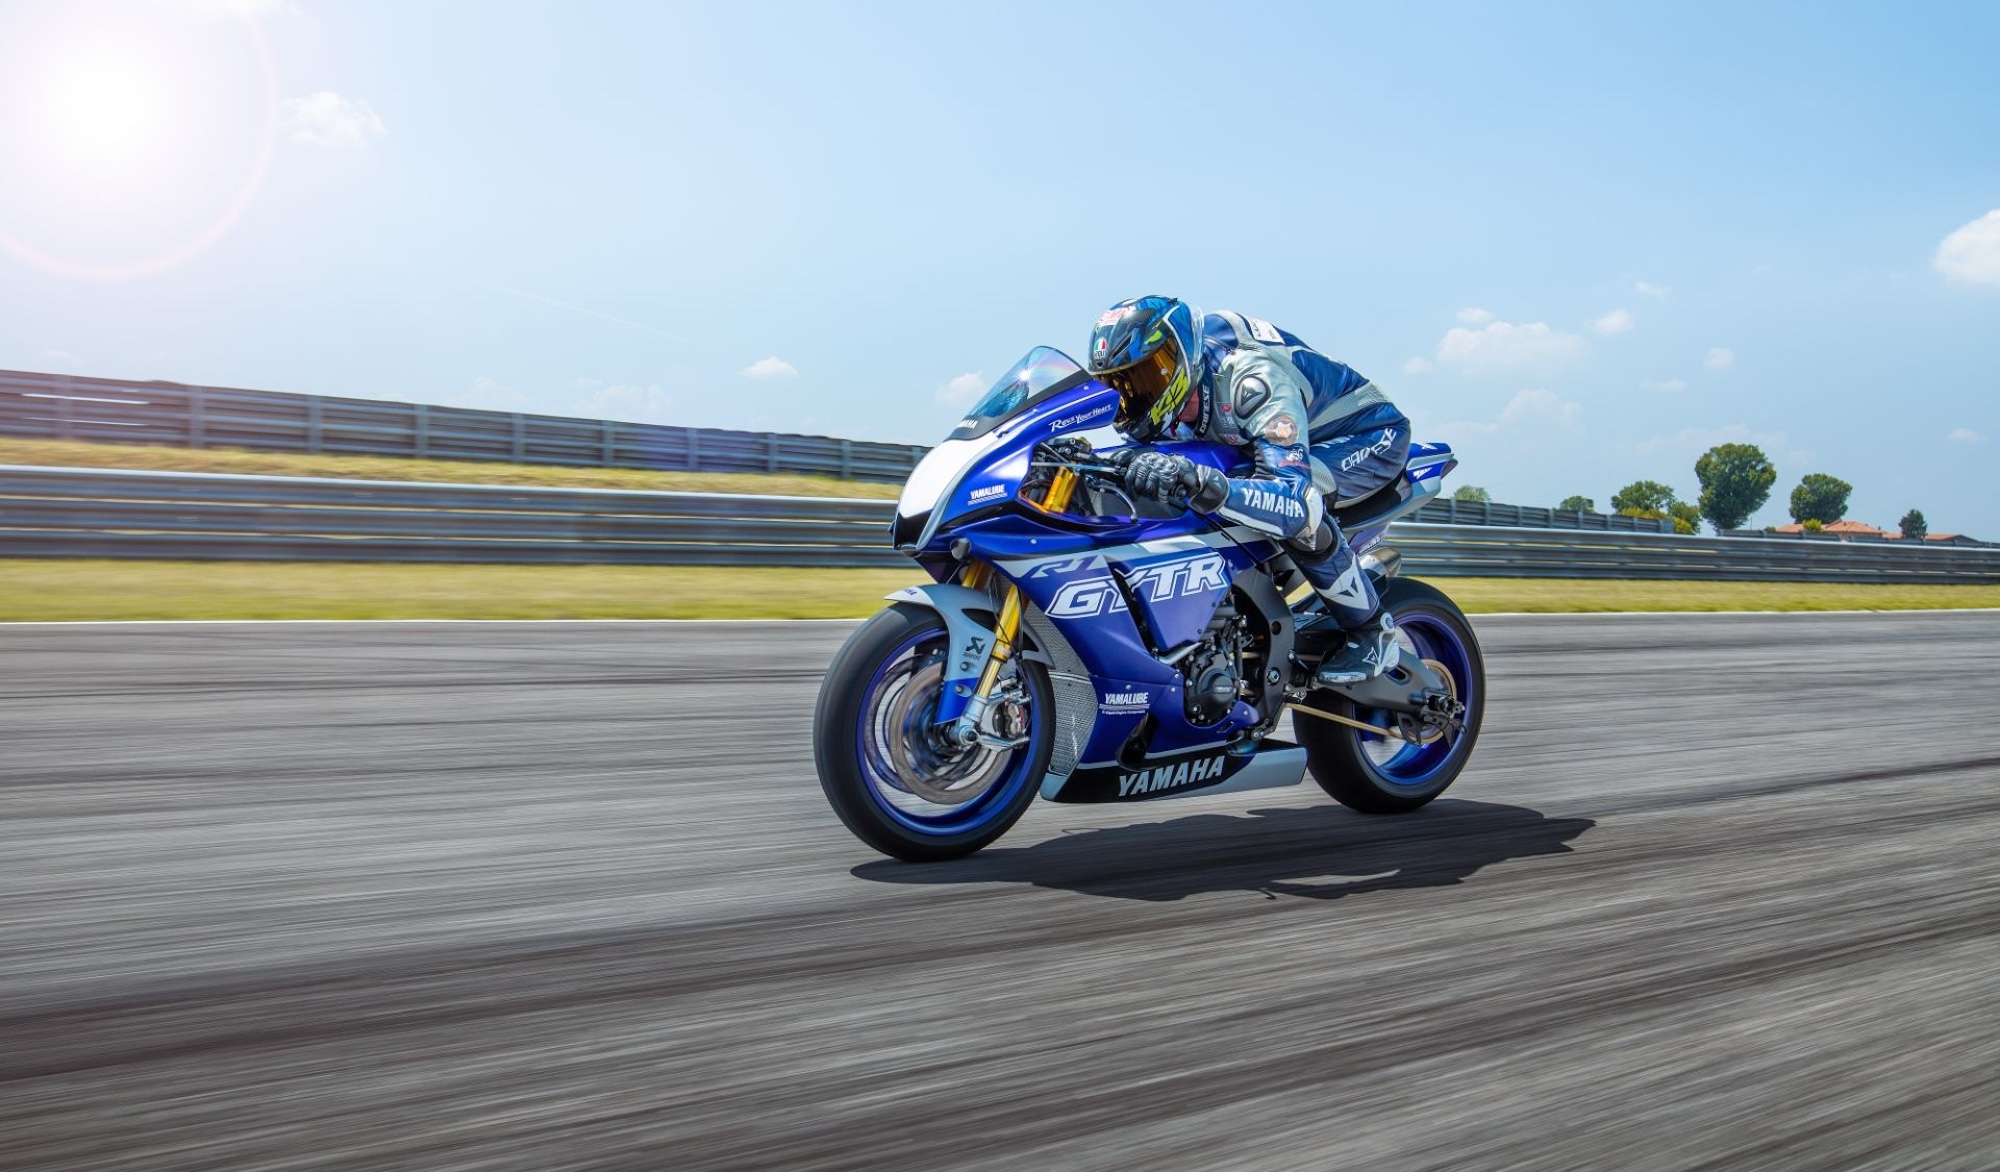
1331, 474, 1414, 530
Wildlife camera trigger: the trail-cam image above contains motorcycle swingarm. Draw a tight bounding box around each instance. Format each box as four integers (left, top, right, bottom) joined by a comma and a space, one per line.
1322, 654, 1450, 714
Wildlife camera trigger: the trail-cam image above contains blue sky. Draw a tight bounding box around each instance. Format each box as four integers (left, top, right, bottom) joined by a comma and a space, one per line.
2, 0, 1997, 534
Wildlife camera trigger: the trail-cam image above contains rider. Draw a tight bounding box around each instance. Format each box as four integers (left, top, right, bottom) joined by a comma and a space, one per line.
1087, 295, 1410, 685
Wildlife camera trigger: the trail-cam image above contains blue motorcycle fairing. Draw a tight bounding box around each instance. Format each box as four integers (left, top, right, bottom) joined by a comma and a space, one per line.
917, 513, 1269, 760
905, 380, 1250, 562
897, 344, 1455, 802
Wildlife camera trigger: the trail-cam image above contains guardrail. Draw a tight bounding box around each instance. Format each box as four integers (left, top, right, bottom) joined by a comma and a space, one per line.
5, 466, 1997, 583
1420, 498, 1672, 532
0, 368, 931, 484
0, 465, 905, 567
0, 368, 1701, 535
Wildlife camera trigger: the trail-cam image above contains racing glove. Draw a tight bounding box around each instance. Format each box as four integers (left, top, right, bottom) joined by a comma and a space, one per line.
1119, 449, 1228, 511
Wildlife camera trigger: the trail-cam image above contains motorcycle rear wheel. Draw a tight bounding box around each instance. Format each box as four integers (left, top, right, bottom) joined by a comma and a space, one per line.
814, 603, 1052, 861
1295, 577, 1485, 814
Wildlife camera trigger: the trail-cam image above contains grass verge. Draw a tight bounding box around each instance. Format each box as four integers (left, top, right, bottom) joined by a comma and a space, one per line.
2, 561, 1996, 622
0, 438, 902, 499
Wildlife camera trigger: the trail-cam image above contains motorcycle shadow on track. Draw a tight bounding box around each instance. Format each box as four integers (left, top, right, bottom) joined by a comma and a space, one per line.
851, 799, 1593, 903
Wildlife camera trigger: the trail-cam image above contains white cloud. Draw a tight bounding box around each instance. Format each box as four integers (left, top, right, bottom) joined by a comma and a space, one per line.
1493, 387, 1579, 430
1455, 307, 1495, 325
1431, 389, 1583, 500
1434, 319, 1587, 376
1592, 309, 1635, 335
1935, 209, 2000, 286
1636, 423, 1807, 468
36, 349, 84, 369
740, 356, 799, 380
1948, 427, 1989, 444
577, 381, 675, 425
1441, 387, 1582, 437
935, 372, 987, 407
1401, 356, 1434, 374
1432, 388, 1584, 502
1634, 281, 1671, 299
1704, 346, 1736, 370
1640, 378, 1687, 393
280, 92, 386, 147
448, 375, 532, 412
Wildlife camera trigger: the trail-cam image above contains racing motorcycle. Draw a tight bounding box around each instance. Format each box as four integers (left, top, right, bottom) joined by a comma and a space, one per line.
814, 346, 1483, 861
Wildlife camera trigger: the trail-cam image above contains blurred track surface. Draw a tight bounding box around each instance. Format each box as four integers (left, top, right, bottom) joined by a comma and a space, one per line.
4, 613, 1999, 1170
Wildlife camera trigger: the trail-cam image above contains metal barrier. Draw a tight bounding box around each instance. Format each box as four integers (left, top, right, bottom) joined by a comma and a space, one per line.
0, 465, 905, 567
0, 367, 1686, 533
0, 368, 930, 484
1418, 498, 1673, 532
4, 465, 1997, 582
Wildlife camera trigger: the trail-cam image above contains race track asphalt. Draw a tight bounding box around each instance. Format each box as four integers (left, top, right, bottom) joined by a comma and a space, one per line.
3, 611, 1999, 1171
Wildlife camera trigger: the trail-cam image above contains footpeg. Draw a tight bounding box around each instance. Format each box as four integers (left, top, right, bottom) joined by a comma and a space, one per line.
1310, 615, 1402, 687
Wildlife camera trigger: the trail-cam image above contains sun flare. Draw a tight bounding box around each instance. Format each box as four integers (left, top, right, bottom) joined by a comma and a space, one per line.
45, 51, 173, 168
0, 3, 277, 280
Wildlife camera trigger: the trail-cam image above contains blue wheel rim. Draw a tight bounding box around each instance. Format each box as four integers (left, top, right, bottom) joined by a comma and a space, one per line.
854, 626, 1038, 836
1351, 611, 1477, 787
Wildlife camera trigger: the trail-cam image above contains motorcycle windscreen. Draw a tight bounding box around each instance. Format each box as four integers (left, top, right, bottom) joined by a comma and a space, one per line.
944, 347, 1094, 441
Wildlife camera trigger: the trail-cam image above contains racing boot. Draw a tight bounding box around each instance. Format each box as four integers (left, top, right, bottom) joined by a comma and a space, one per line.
1311, 611, 1403, 687
1288, 522, 1398, 685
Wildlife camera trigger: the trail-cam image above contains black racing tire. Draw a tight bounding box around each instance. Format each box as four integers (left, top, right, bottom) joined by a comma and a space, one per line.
1295, 576, 1486, 814
814, 603, 1053, 862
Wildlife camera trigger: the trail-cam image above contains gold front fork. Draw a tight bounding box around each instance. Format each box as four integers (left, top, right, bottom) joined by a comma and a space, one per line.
953, 466, 1079, 744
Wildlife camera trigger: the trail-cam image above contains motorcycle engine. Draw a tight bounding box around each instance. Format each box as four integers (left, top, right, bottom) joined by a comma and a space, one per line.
1181, 595, 1247, 725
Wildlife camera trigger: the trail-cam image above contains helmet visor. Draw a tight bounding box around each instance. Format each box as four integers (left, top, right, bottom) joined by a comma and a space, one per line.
1103, 333, 1190, 439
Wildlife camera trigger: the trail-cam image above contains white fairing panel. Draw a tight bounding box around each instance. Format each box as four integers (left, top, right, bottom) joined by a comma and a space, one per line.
896, 433, 1005, 519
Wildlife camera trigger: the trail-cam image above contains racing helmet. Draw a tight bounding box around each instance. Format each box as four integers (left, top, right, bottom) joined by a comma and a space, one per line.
1086, 295, 1201, 443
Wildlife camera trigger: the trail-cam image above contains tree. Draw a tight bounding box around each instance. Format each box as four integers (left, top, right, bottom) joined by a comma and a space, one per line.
1610, 479, 1677, 514
1694, 443, 1776, 531
1802, 518, 1824, 534
1453, 485, 1492, 503
1668, 501, 1703, 535
1900, 509, 1928, 539
1557, 494, 1595, 512
1788, 473, 1853, 525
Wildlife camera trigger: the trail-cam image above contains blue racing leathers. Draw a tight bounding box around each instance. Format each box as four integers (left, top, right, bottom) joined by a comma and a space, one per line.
1157, 309, 1410, 627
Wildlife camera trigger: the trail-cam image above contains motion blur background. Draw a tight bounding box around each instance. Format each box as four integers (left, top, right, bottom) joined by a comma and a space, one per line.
7, 7, 2000, 1170
1, 0, 1996, 533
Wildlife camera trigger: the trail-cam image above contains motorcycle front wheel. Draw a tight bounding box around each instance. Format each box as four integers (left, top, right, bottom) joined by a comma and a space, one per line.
814, 602, 1053, 861
1294, 576, 1486, 814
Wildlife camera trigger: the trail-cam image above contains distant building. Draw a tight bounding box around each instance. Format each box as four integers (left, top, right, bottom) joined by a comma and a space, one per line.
1771, 520, 1891, 539
1765, 520, 1984, 545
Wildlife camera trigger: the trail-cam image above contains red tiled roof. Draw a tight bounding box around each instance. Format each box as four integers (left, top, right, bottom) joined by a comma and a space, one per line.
1766, 523, 1975, 542
1772, 520, 1885, 535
